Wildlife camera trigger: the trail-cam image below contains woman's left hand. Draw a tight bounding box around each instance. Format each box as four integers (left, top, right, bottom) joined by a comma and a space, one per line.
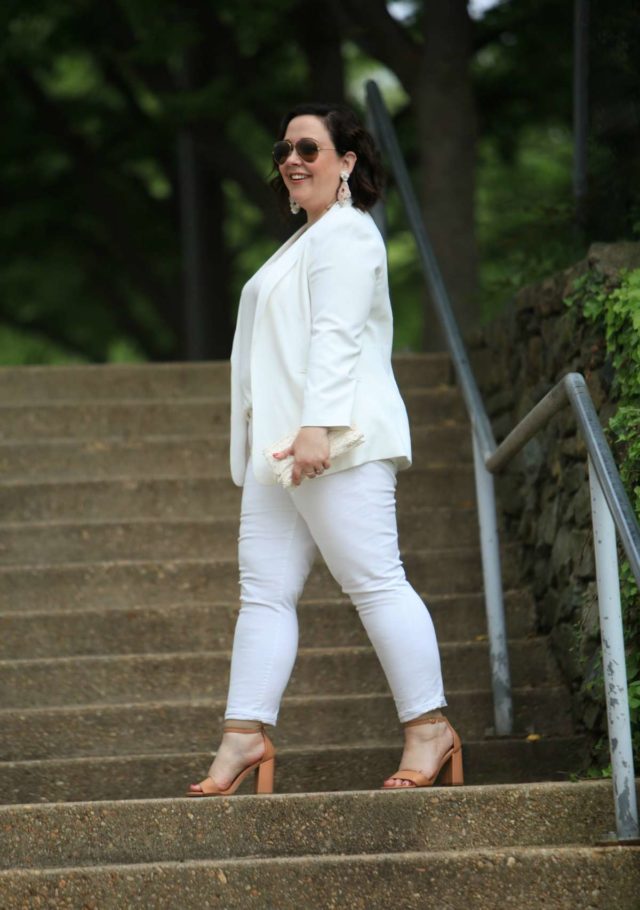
273, 427, 331, 486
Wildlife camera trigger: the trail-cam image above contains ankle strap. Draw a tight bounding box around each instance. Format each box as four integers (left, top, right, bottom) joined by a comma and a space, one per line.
403, 715, 449, 730
223, 723, 265, 734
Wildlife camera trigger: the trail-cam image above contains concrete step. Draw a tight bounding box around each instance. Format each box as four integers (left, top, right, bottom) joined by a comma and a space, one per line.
0, 781, 627, 870
0, 509, 481, 566
0, 639, 559, 710
0, 362, 231, 401
0, 689, 575, 761
0, 389, 465, 443
0, 737, 589, 805
1, 846, 638, 910
0, 425, 473, 482
0, 353, 452, 402
0, 591, 536, 659
0, 466, 477, 523
0, 547, 521, 610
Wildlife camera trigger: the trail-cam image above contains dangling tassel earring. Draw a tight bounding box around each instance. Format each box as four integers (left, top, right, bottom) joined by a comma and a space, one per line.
337, 170, 352, 207
289, 197, 301, 215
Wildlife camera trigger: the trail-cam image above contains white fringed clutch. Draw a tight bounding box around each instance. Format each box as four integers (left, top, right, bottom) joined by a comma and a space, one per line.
264, 427, 365, 489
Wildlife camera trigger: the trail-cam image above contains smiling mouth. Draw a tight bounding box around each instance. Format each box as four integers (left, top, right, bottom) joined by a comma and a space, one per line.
288, 173, 310, 182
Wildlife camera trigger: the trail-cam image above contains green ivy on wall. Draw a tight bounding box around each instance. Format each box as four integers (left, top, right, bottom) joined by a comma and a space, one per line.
565, 267, 640, 766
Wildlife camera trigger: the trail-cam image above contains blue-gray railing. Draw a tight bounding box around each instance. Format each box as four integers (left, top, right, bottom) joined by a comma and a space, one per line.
366, 79, 639, 842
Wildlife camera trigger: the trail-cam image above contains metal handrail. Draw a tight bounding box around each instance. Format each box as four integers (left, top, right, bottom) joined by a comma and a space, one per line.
366, 80, 639, 842
487, 374, 640, 587
365, 80, 513, 736
488, 372, 639, 841
366, 84, 496, 460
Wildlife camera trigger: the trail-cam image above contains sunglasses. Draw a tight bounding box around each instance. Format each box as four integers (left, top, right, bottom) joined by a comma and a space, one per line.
272, 138, 336, 166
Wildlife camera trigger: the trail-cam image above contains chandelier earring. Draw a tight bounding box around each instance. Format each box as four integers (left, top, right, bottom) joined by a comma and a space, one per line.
337, 170, 352, 207
289, 197, 301, 215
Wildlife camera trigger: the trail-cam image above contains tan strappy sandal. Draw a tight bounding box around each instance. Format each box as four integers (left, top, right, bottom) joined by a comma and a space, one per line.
383, 715, 463, 789
186, 724, 275, 797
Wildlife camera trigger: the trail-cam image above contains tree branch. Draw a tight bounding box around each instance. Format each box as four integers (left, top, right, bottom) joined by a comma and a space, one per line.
330, 0, 421, 93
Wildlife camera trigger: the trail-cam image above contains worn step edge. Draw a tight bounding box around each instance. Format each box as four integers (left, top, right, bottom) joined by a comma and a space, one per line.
0, 427, 473, 482
0, 422, 471, 456
0, 737, 589, 804
0, 508, 475, 531
0, 638, 560, 709
0, 589, 537, 659
0, 544, 516, 573
0, 685, 570, 719
0, 353, 452, 400
0, 781, 629, 870
0, 463, 475, 491
0, 509, 482, 565
0, 423, 467, 449
0, 388, 465, 431
0, 413, 468, 447
0, 386, 459, 409
0, 636, 552, 666
0, 688, 577, 761
0, 547, 522, 606
0, 587, 531, 618
2, 846, 638, 910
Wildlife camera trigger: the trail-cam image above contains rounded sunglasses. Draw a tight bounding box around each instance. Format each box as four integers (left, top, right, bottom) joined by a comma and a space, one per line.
272, 138, 336, 166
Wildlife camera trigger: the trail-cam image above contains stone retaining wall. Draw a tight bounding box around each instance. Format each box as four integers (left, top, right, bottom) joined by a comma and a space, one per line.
467, 242, 640, 754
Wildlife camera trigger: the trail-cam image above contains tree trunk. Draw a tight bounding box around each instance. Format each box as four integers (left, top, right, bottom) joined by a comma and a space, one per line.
177, 45, 234, 361
418, 0, 479, 349
177, 128, 233, 360
297, 0, 346, 103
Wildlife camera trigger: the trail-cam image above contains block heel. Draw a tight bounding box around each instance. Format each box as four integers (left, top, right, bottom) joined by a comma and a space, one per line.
382, 715, 464, 789
187, 725, 276, 797
439, 742, 464, 786
255, 756, 275, 794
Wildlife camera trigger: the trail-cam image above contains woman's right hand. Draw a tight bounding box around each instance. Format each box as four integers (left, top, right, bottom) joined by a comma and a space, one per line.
273, 427, 331, 486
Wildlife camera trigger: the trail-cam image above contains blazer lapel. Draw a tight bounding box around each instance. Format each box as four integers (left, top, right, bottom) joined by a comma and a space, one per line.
252, 224, 310, 342
251, 204, 344, 342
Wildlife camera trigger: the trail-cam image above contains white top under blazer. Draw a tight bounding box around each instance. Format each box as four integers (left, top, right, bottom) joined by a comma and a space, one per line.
229, 202, 413, 486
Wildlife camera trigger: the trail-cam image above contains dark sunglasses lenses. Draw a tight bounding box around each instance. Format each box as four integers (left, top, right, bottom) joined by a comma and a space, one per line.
272, 139, 319, 165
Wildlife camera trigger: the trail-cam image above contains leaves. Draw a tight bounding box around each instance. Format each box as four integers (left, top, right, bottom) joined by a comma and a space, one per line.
566, 267, 640, 764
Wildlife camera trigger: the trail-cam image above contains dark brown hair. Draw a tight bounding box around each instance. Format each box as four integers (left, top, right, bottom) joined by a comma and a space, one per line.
270, 102, 385, 215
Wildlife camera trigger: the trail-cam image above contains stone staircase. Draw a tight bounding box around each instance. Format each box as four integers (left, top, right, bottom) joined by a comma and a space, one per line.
0, 354, 637, 907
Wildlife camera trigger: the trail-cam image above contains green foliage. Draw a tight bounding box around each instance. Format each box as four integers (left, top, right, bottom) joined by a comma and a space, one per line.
2, 0, 638, 362
476, 124, 586, 321
565, 267, 640, 764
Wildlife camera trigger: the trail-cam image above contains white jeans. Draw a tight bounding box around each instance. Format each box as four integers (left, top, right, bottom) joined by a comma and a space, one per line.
225, 454, 446, 726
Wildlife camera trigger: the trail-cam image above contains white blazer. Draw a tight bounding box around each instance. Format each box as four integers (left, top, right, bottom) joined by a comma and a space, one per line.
229, 202, 412, 486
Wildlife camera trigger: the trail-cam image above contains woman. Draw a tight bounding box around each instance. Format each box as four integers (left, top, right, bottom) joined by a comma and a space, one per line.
188, 102, 462, 797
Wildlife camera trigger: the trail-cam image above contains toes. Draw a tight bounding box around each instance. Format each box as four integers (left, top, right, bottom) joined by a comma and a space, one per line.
383, 777, 415, 788
190, 777, 219, 794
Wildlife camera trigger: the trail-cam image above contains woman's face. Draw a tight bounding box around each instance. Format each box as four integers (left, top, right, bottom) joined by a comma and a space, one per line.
279, 115, 356, 223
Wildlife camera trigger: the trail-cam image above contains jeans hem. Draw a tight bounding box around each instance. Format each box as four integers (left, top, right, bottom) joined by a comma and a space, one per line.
224, 709, 278, 726
397, 698, 448, 724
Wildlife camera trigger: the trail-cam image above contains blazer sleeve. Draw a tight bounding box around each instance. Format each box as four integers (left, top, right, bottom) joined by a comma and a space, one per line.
300, 219, 382, 428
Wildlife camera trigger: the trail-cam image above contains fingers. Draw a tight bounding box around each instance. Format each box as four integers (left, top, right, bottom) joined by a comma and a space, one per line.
273, 446, 294, 460
276, 433, 331, 485
291, 463, 329, 486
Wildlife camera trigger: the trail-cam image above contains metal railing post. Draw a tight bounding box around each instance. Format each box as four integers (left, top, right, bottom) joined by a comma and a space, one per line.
365, 77, 639, 838
365, 107, 387, 241
365, 80, 512, 733
588, 455, 639, 841
472, 429, 513, 734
